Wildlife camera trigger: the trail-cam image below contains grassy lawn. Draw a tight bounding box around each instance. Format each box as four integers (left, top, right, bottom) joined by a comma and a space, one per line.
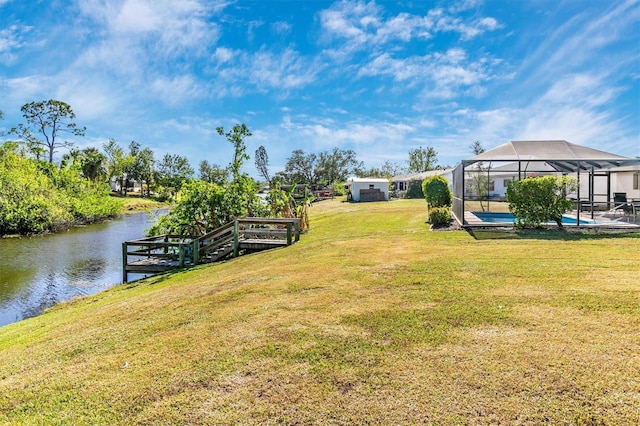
116, 194, 168, 213
1, 198, 638, 424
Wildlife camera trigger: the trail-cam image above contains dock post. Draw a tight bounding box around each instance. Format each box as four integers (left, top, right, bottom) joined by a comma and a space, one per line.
193, 240, 200, 264
122, 242, 128, 283
178, 243, 185, 267
233, 219, 239, 257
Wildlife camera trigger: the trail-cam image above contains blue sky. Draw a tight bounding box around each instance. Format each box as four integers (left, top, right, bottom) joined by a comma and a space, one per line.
1, 0, 639, 178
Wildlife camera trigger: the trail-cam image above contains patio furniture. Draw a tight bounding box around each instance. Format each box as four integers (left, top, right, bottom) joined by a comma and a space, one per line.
612, 193, 636, 221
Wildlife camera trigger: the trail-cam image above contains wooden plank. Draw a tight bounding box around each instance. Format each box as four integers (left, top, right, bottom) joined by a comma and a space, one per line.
123, 217, 303, 281
238, 239, 288, 250
240, 217, 300, 225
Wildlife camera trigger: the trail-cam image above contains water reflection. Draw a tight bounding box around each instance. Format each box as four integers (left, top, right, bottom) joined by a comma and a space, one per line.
0, 210, 163, 327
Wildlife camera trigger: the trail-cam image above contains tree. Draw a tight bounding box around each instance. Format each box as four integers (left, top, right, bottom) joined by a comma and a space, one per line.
316, 147, 362, 185
283, 149, 317, 184
155, 154, 194, 196
281, 147, 362, 186
217, 124, 251, 180
103, 139, 134, 196
0, 143, 119, 235
408, 146, 438, 173
356, 160, 405, 179
506, 176, 577, 228
148, 124, 266, 235
126, 141, 155, 197
199, 160, 228, 185
216, 124, 263, 218
467, 140, 492, 211
10, 100, 85, 163
59, 147, 107, 184
254, 145, 271, 183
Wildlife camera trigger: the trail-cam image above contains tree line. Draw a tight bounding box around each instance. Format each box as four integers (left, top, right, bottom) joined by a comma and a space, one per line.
0, 99, 448, 235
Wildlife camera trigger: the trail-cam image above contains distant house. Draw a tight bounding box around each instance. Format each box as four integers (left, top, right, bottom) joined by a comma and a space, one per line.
347, 177, 390, 202
392, 169, 454, 191
110, 177, 142, 193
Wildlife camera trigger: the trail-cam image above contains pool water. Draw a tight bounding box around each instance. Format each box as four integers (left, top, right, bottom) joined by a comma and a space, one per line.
472, 211, 596, 225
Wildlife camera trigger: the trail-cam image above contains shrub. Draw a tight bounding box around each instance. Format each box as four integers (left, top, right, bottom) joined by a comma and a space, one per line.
332, 181, 346, 196
422, 175, 452, 208
506, 175, 577, 228
405, 179, 424, 199
429, 207, 452, 226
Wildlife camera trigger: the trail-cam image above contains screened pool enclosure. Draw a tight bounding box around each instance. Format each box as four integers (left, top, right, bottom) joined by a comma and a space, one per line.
451, 140, 640, 226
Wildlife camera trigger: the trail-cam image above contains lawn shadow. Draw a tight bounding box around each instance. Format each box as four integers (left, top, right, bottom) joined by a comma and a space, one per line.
466, 227, 640, 241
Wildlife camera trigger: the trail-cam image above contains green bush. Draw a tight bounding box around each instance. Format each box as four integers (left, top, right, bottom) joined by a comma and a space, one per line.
422, 175, 452, 207
506, 175, 577, 228
332, 181, 346, 196
0, 147, 119, 235
405, 179, 424, 199
429, 207, 452, 225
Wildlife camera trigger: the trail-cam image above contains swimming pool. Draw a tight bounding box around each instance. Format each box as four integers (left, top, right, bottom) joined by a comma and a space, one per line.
471, 211, 596, 225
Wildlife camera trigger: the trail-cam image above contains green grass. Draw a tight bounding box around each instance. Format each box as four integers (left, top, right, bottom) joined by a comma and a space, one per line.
1, 198, 639, 425
116, 194, 168, 213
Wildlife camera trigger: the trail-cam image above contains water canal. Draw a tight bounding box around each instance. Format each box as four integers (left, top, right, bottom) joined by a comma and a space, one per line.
0, 210, 164, 327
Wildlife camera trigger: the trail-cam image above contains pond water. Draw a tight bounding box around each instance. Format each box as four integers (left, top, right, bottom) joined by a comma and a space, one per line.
0, 210, 164, 327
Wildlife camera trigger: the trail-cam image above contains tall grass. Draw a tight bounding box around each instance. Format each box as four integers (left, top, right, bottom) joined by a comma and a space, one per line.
0, 198, 638, 424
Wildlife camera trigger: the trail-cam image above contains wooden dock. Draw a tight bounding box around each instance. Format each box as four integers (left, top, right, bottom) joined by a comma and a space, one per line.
122, 217, 301, 282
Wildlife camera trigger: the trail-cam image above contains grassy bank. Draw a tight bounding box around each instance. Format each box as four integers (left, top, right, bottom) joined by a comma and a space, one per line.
117, 194, 168, 213
1, 199, 639, 424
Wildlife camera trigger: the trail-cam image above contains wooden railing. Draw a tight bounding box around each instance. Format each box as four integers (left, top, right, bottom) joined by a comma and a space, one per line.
122, 217, 302, 282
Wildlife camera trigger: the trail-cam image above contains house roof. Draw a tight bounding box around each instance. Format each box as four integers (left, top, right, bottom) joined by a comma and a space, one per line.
348, 177, 390, 183
463, 140, 638, 172
393, 168, 454, 182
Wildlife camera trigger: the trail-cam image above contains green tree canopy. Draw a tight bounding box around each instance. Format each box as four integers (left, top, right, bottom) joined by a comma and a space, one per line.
408, 146, 438, 173
155, 154, 194, 196
199, 160, 228, 185
281, 148, 361, 186
127, 141, 155, 197
282, 149, 317, 184
356, 160, 406, 179
316, 148, 362, 185
103, 139, 134, 196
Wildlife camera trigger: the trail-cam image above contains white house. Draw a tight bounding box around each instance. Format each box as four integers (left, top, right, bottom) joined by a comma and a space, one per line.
464, 159, 640, 202
392, 169, 454, 192
347, 177, 390, 202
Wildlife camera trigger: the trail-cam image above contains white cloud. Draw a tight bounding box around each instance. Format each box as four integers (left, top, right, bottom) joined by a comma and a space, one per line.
0, 24, 32, 65
213, 47, 235, 62
518, 0, 640, 93
359, 48, 492, 99
149, 75, 202, 105
271, 21, 292, 36
318, 0, 500, 56
78, 0, 219, 59
209, 48, 322, 97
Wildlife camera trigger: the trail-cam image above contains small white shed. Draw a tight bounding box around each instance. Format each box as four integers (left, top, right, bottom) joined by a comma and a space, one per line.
347, 178, 390, 202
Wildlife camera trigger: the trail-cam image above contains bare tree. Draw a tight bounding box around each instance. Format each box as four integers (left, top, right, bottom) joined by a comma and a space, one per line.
255, 145, 271, 183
